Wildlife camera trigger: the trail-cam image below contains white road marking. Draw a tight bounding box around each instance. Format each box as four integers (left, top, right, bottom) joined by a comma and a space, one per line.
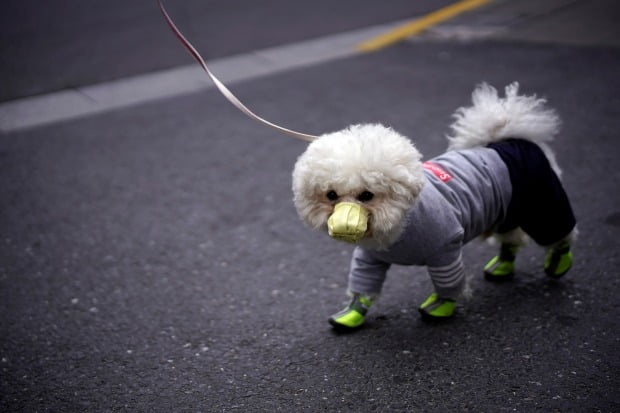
0, 20, 409, 133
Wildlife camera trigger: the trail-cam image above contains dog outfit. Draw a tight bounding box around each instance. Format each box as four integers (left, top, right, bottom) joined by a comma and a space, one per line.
347, 139, 576, 300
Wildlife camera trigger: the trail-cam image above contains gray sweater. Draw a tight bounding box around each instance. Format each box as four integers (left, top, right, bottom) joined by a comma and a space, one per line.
348, 147, 512, 299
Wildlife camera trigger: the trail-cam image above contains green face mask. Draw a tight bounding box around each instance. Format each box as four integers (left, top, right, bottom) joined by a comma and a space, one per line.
327, 202, 369, 243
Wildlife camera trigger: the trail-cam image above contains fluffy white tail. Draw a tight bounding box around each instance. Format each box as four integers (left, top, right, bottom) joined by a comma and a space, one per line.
447, 82, 562, 176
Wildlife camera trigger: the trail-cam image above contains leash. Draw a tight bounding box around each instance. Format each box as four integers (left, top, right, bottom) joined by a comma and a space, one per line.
158, 0, 319, 142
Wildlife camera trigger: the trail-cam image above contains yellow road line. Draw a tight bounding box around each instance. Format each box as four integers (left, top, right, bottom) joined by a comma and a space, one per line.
357, 0, 492, 52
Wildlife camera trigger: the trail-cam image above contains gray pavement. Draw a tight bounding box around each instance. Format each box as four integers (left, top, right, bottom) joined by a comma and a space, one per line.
0, 0, 454, 102
2, 0, 620, 412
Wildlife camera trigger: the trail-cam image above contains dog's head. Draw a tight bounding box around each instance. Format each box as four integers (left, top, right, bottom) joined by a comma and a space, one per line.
292, 124, 424, 250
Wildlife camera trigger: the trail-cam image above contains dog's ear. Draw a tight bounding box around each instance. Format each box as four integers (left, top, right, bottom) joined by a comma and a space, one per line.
159, 0, 318, 142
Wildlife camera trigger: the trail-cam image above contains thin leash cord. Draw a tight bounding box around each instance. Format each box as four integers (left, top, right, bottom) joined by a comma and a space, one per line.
158, 0, 318, 142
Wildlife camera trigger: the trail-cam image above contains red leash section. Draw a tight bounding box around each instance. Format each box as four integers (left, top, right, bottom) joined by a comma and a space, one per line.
157, 0, 318, 142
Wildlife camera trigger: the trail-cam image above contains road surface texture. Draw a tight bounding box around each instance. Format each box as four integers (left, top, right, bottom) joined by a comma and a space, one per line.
1, 0, 619, 411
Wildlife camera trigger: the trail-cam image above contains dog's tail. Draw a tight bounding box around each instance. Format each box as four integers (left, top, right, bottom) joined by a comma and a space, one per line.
447, 82, 562, 176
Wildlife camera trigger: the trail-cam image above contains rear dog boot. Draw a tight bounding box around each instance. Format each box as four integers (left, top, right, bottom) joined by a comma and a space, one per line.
328, 293, 374, 330
544, 241, 573, 278
484, 243, 519, 281
418, 292, 456, 319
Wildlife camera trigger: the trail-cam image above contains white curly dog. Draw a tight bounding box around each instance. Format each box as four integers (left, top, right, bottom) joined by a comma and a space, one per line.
292, 83, 577, 329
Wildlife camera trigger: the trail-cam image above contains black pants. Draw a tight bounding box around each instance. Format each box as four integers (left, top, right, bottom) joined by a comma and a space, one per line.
488, 139, 576, 246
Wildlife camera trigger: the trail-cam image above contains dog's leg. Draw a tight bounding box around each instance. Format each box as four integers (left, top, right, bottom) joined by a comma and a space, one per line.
483, 228, 529, 281
328, 292, 378, 330
543, 227, 577, 279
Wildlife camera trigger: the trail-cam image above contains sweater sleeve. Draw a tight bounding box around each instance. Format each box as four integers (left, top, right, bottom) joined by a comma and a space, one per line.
425, 237, 466, 299
347, 247, 391, 295
427, 255, 466, 300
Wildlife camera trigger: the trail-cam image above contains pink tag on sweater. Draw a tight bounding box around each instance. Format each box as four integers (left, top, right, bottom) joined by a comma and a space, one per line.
423, 162, 453, 182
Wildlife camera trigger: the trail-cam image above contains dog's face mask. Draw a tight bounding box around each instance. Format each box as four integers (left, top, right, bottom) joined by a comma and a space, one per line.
327, 202, 370, 243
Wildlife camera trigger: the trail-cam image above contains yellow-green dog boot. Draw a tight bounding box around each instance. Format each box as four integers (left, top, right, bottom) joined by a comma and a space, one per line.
418, 292, 456, 320
328, 294, 374, 330
484, 244, 519, 281
545, 242, 573, 279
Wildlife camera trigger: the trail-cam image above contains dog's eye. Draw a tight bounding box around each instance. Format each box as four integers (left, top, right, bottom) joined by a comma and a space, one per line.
326, 190, 339, 201
357, 191, 374, 202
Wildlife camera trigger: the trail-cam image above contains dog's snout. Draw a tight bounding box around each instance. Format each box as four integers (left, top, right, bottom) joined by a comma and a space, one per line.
327, 202, 369, 243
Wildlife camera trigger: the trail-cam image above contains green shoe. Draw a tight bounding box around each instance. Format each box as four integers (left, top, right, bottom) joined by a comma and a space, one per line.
328, 294, 374, 330
545, 242, 573, 279
484, 244, 518, 281
418, 292, 456, 319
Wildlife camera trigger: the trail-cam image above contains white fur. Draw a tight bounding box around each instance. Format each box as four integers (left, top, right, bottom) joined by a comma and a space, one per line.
488, 227, 530, 248
447, 82, 563, 176
292, 124, 425, 250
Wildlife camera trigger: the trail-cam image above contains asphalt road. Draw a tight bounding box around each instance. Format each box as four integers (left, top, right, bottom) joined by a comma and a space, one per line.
2, 0, 620, 412
0, 0, 454, 102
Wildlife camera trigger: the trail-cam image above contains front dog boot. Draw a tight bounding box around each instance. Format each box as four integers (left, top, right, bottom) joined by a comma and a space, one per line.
484, 243, 519, 281
328, 293, 374, 330
418, 292, 456, 319
544, 241, 573, 279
